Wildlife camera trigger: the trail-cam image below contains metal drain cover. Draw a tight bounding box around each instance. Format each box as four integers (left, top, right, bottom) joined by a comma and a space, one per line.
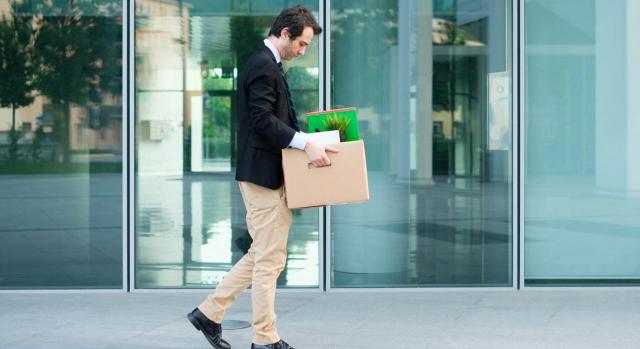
222, 320, 251, 330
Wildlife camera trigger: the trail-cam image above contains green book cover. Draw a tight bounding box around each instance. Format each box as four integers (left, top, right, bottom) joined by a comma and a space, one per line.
306, 107, 360, 142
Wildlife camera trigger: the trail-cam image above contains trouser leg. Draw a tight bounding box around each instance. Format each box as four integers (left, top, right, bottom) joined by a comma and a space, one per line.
198, 181, 292, 346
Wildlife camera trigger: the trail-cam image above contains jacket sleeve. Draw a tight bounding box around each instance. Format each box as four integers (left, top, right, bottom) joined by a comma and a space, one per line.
246, 67, 296, 149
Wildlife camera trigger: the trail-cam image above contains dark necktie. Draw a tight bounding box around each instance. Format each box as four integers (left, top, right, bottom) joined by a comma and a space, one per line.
277, 62, 300, 131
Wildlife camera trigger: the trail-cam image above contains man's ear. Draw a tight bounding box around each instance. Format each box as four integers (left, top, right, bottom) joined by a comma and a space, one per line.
280, 27, 290, 39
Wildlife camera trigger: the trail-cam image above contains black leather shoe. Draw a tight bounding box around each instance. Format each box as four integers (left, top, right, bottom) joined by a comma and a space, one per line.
187, 308, 231, 349
251, 339, 294, 349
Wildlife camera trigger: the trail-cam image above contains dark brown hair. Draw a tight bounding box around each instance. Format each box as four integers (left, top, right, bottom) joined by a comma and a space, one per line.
268, 5, 322, 40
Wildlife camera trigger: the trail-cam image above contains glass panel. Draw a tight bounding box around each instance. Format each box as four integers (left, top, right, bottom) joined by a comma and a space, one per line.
135, 0, 320, 288
0, 1, 123, 289
524, 0, 640, 285
330, 0, 512, 287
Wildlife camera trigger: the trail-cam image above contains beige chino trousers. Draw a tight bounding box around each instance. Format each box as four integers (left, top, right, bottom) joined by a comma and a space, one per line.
198, 181, 293, 345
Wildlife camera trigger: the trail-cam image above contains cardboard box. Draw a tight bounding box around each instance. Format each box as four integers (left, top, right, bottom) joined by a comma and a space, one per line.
281, 140, 369, 209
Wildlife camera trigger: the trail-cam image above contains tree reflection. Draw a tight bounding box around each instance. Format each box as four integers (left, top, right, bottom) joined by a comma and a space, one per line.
0, 1, 36, 162
0, 0, 122, 169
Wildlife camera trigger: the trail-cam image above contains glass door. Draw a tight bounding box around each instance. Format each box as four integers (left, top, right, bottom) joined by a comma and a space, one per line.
0, 0, 124, 290
524, 0, 640, 286
133, 0, 321, 289
329, 0, 514, 287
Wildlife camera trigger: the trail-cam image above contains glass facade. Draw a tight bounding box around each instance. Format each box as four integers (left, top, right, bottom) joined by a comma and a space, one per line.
133, 0, 321, 288
524, 0, 640, 285
330, 0, 513, 287
0, 1, 123, 289
1, 0, 638, 290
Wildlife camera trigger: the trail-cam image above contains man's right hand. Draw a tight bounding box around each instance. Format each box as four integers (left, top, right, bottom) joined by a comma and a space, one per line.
304, 140, 339, 167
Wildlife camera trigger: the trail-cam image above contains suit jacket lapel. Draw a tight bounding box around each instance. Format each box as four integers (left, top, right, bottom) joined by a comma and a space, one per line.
259, 43, 299, 130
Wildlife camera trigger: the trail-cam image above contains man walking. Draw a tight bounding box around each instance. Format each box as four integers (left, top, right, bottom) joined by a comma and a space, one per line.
188, 6, 336, 349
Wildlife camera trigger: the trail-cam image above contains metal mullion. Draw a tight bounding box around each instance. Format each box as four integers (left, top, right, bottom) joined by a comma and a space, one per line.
323, 0, 333, 292
317, 0, 327, 292
509, 0, 520, 291
517, 0, 526, 289
128, 0, 136, 292
121, 0, 129, 293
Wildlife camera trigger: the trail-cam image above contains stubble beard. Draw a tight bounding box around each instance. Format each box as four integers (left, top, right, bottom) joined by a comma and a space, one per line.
284, 42, 296, 60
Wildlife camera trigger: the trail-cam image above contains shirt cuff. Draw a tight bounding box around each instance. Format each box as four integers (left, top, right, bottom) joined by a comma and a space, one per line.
288, 131, 309, 150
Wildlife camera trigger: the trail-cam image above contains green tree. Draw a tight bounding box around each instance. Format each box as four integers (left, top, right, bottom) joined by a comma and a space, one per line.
0, 1, 37, 162
228, 15, 270, 164
331, 4, 398, 113
230, 16, 266, 72
32, 0, 122, 163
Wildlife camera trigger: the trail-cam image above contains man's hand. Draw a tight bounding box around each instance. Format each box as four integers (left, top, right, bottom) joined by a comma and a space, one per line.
304, 140, 339, 167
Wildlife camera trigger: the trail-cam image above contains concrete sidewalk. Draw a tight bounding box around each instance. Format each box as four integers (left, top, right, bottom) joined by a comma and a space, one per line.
1, 289, 639, 349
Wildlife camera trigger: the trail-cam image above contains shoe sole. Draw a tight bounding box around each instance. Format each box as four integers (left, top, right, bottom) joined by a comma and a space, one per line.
187, 313, 231, 349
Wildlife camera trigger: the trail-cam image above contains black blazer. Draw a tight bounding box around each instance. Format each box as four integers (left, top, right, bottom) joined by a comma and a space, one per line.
235, 44, 299, 189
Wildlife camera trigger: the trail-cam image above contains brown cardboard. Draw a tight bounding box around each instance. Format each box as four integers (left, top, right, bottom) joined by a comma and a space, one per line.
281, 140, 369, 209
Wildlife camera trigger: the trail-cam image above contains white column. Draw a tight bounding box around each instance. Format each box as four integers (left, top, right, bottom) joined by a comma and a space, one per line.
389, 45, 399, 176
191, 182, 203, 254
394, 0, 411, 182
626, 0, 640, 195
594, 0, 639, 197
414, 0, 434, 185
190, 95, 203, 172
332, 1, 412, 280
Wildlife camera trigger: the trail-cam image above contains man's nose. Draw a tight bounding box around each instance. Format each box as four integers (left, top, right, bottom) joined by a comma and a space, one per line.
298, 47, 306, 56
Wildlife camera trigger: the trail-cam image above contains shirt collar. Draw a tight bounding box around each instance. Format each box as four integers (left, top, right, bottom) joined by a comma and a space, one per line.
263, 38, 281, 64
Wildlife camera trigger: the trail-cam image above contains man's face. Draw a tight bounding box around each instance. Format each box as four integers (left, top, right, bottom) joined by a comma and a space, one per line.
281, 26, 314, 60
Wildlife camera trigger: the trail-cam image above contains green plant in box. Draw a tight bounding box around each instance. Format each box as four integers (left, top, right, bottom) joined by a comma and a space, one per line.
323, 113, 351, 141
306, 107, 360, 142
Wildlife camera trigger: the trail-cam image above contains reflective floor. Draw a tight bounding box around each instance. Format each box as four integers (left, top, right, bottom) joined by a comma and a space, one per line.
0, 174, 122, 289
332, 172, 512, 287
136, 172, 513, 288
525, 175, 640, 284
0, 172, 515, 289
4, 172, 638, 289
135, 173, 320, 288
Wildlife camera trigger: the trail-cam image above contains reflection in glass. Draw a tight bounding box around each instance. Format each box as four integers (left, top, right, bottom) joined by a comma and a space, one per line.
134, 0, 320, 288
524, 0, 640, 285
0, 1, 123, 288
330, 0, 512, 287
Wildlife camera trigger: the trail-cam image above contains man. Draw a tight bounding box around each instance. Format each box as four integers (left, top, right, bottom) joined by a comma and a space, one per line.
187, 6, 337, 349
